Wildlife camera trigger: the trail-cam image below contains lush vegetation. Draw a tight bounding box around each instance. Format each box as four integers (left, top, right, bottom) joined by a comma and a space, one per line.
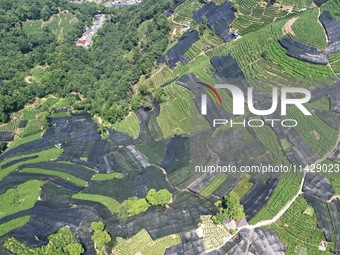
92, 172, 124, 181
20, 168, 86, 186
4, 227, 84, 255
0, 0, 174, 123
212, 192, 245, 223
232, 176, 254, 199
199, 215, 230, 251
146, 189, 172, 205
91, 221, 111, 254
267, 196, 328, 255
119, 197, 150, 219
199, 174, 228, 197
112, 112, 140, 139
250, 177, 302, 224
0, 216, 31, 237
0, 180, 42, 219
72, 193, 120, 213
292, 8, 327, 49
112, 228, 181, 255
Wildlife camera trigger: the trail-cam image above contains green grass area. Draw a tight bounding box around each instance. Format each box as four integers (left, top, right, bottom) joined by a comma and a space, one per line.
20, 168, 86, 186
267, 196, 328, 255
287, 106, 338, 157
0, 180, 41, 219
112, 229, 181, 255
232, 177, 254, 198
199, 174, 228, 197
137, 138, 170, 164
0, 147, 63, 181
72, 193, 120, 213
292, 8, 327, 49
199, 215, 230, 251
4, 227, 82, 255
157, 84, 210, 137
50, 111, 70, 118
112, 112, 140, 139
92, 172, 124, 181
250, 177, 302, 224
0, 216, 31, 237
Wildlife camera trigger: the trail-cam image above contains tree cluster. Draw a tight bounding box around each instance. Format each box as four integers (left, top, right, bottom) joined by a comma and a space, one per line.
0, 0, 173, 123
212, 192, 245, 224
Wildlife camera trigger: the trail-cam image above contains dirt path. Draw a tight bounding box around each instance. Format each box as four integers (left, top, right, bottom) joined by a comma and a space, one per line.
282, 17, 299, 36
318, 7, 329, 45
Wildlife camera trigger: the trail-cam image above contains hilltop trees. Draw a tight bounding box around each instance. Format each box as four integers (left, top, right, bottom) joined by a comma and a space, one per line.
91, 221, 111, 253
212, 192, 245, 224
146, 189, 172, 206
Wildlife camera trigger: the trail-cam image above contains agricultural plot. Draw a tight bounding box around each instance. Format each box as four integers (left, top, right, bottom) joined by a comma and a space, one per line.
0, 180, 41, 220
249, 177, 302, 223
156, 83, 210, 137
112, 112, 140, 139
232, 176, 254, 198
23, 11, 78, 40
286, 106, 338, 157
160, 30, 199, 68
329, 52, 340, 76
199, 174, 228, 197
0, 147, 63, 181
193, 2, 235, 42
217, 228, 285, 254
304, 195, 333, 242
279, 36, 328, 65
92, 172, 124, 181
231, 3, 289, 36
281, 0, 314, 9
292, 8, 327, 49
30, 66, 49, 83
112, 229, 181, 255
4, 227, 82, 255
72, 193, 120, 213
137, 138, 170, 164
268, 196, 327, 255
328, 198, 340, 253
0, 216, 31, 237
303, 173, 335, 201
320, 11, 340, 55
172, 0, 204, 24
199, 215, 230, 251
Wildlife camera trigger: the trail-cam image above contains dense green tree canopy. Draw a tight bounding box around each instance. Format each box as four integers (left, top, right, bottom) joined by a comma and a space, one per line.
146, 189, 172, 206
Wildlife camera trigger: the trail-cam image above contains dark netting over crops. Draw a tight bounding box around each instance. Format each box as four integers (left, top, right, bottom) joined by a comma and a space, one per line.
304, 194, 332, 242
176, 73, 233, 125
328, 198, 340, 253
207, 228, 285, 255
279, 37, 329, 65
303, 173, 335, 201
0, 132, 14, 142
314, 0, 327, 6
329, 144, 340, 163
13, 202, 86, 247
1, 155, 38, 169
210, 55, 246, 80
193, 2, 235, 42
241, 178, 279, 220
165, 230, 205, 255
160, 136, 190, 174
320, 11, 340, 55
83, 165, 173, 202
316, 110, 340, 130
136, 101, 163, 142
23, 161, 94, 180
159, 30, 199, 68
106, 191, 217, 240
329, 80, 340, 113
